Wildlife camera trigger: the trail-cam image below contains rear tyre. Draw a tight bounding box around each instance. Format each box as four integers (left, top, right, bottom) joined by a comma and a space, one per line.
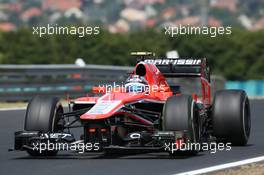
24, 96, 64, 156
163, 95, 200, 156
212, 90, 251, 146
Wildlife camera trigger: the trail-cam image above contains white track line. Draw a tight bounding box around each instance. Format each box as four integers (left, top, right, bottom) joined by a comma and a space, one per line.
0, 107, 26, 111
175, 155, 264, 175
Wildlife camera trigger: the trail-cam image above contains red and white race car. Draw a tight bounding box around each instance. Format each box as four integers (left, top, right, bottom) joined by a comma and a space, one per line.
13, 52, 251, 156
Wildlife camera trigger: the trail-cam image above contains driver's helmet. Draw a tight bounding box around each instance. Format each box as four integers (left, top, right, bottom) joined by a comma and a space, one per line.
125, 75, 148, 93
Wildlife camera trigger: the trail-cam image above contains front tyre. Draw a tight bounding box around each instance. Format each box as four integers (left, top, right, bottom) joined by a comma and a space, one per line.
24, 96, 64, 156
163, 95, 200, 155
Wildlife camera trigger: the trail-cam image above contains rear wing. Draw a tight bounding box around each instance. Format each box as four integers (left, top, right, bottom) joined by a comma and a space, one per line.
131, 52, 210, 82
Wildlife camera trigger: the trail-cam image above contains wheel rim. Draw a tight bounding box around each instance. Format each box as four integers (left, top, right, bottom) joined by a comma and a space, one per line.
191, 101, 200, 143
243, 98, 251, 139
52, 104, 64, 132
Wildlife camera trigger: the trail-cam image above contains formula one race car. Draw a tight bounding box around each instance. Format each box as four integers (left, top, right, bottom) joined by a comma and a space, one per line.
13, 52, 251, 156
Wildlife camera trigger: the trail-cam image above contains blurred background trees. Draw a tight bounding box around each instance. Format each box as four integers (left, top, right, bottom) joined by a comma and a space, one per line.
0, 28, 263, 80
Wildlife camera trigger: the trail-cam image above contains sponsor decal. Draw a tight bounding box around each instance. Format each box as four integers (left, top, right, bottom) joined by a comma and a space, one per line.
87, 100, 121, 114
144, 59, 201, 65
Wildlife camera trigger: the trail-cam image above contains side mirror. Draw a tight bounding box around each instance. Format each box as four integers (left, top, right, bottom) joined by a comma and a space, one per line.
192, 93, 198, 102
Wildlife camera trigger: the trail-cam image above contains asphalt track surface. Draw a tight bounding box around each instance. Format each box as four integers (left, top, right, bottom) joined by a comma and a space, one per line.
0, 100, 263, 175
